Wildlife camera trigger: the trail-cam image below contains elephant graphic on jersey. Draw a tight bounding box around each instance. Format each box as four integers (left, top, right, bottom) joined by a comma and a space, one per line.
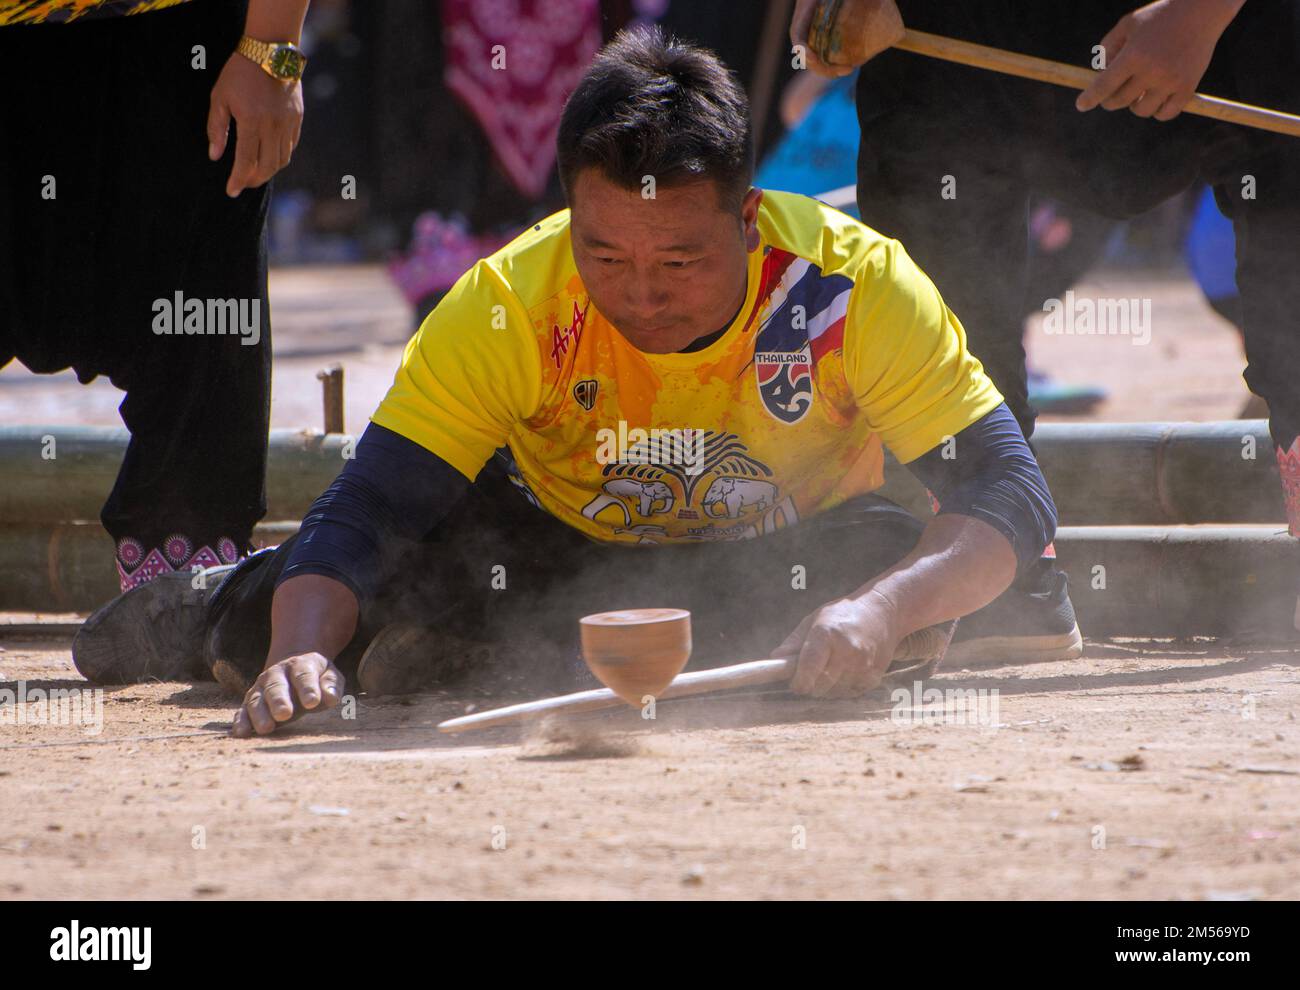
581, 478, 675, 528
602, 478, 675, 517
702, 475, 780, 519
701, 477, 778, 519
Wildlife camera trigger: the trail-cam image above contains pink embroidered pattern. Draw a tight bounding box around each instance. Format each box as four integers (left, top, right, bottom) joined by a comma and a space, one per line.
115, 535, 242, 593
162, 534, 194, 568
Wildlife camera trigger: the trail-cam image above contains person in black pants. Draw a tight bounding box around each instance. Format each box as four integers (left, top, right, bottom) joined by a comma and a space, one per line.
792, 0, 1300, 654
0, 0, 308, 595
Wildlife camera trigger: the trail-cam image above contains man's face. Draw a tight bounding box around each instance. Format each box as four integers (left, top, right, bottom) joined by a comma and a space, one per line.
569, 169, 763, 354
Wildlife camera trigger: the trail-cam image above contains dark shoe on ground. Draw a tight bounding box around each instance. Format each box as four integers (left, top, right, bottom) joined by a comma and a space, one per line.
209, 658, 255, 699
356, 623, 492, 696
202, 545, 289, 698
944, 562, 1083, 667
73, 564, 235, 684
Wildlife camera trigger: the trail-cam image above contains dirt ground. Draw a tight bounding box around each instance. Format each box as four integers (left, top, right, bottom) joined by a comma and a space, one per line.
2, 630, 1297, 900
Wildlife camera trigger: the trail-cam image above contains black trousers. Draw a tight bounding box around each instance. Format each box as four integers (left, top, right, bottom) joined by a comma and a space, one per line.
855, 0, 1300, 463
205, 453, 928, 693
0, 0, 270, 554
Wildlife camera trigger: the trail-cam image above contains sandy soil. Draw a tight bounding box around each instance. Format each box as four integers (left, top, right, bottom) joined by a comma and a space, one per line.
2, 632, 1297, 901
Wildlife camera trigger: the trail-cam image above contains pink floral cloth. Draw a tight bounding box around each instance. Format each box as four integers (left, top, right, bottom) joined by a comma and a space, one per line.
116, 535, 240, 592
442, 0, 601, 200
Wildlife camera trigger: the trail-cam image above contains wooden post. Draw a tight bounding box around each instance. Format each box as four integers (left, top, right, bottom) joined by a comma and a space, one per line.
316, 363, 345, 434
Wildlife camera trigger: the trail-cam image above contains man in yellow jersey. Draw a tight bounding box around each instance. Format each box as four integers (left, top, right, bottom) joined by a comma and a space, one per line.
75, 27, 1061, 737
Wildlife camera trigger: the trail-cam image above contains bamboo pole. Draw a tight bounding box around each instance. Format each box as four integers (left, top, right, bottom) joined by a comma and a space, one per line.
0, 521, 1292, 631
0, 422, 1284, 526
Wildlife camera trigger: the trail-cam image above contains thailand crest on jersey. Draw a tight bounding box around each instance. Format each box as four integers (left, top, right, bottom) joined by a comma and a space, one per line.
752, 250, 852, 424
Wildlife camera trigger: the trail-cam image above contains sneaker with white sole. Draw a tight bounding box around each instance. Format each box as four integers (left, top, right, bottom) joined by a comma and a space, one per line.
944, 562, 1083, 667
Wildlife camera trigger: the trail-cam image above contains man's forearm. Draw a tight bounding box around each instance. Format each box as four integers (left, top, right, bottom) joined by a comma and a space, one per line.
265, 574, 359, 668
245, 0, 310, 43
850, 513, 1017, 637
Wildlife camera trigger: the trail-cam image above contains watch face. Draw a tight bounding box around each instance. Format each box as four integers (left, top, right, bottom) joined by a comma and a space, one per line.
269, 46, 304, 79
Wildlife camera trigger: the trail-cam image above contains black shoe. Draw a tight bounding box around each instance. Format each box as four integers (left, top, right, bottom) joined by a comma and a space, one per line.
355, 623, 492, 696
202, 545, 288, 697
72, 565, 235, 684
945, 561, 1083, 666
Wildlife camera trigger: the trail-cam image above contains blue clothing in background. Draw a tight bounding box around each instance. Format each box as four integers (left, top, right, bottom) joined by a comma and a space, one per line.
756, 72, 860, 214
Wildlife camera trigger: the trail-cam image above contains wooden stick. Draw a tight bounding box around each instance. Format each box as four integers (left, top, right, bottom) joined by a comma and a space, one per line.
896, 29, 1300, 139
436, 658, 794, 734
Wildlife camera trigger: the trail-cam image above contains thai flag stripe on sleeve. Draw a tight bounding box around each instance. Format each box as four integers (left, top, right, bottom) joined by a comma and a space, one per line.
807, 286, 852, 361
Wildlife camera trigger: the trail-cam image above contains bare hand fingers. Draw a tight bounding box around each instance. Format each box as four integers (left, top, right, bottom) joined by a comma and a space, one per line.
289, 654, 343, 712
1154, 89, 1195, 121
289, 655, 326, 710
791, 625, 833, 695
319, 664, 344, 706
1099, 72, 1146, 111
1077, 20, 1133, 112
231, 704, 254, 738
206, 97, 231, 162
242, 685, 276, 735
227, 124, 260, 197
258, 666, 296, 724
1130, 86, 1172, 118
257, 117, 285, 184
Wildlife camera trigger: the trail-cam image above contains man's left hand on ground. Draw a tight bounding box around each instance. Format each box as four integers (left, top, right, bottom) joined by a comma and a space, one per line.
775, 593, 902, 699
1076, 0, 1243, 121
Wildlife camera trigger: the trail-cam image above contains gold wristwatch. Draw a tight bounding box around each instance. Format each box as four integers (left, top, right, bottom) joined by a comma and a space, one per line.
236, 36, 307, 83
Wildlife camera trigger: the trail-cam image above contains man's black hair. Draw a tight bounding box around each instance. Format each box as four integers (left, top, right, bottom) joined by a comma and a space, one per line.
556, 25, 754, 213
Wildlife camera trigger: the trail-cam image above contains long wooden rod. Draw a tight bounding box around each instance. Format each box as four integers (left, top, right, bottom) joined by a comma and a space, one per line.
896, 28, 1300, 139
436, 658, 793, 734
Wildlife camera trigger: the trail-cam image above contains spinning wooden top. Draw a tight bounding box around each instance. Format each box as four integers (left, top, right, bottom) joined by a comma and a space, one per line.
437, 604, 793, 734
435, 607, 947, 734
578, 607, 692, 705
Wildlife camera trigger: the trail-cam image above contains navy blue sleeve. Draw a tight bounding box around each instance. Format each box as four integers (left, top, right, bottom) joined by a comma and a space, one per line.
904, 402, 1057, 573
274, 423, 471, 604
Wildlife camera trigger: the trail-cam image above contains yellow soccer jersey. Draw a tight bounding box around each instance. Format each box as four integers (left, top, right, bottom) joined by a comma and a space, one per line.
373, 189, 1002, 545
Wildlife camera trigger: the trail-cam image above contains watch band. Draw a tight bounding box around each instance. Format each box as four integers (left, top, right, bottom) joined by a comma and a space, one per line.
236, 35, 306, 82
